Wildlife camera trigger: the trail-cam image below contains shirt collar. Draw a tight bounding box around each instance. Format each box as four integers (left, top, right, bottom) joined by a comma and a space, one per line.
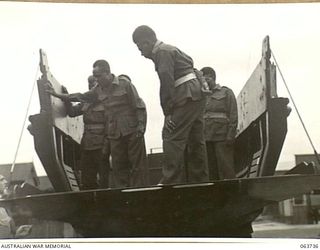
96, 74, 118, 89
111, 74, 119, 85
152, 40, 163, 55
213, 84, 222, 90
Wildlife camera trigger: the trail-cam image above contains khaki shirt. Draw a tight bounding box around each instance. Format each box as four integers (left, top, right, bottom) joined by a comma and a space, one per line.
66, 75, 146, 140
65, 101, 106, 150
151, 41, 202, 116
102, 77, 146, 139
204, 84, 238, 142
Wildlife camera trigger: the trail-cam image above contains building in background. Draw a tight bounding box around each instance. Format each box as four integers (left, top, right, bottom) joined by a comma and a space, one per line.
0, 162, 53, 192
0, 162, 75, 238
263, 154, 320, 224
0, 162, 39, 187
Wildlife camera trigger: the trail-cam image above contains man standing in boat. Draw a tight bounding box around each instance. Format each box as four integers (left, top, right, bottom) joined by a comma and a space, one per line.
200, 67, 238, 180
61, 75, 110, 190
47, 60, 148, 188
132, 25, 209, 185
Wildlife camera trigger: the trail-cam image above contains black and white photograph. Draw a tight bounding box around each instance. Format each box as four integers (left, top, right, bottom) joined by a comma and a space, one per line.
0, 1, 320, 247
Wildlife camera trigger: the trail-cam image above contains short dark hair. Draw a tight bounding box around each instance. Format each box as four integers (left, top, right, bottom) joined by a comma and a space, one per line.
132, 25, 157, 44
93, 59, 110, 73
201, 67, 216, 81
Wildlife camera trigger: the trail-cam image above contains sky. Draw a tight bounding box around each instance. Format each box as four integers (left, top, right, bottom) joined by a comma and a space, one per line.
0, 1, 320, 176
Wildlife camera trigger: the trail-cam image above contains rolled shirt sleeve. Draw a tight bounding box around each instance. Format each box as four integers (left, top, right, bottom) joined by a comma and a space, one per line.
66, 86, 98, 103
65, 102, 84, 117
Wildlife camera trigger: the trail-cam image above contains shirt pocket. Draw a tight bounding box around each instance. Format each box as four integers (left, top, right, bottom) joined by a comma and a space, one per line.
126, 115, 138, 128
213, 118, 228, 135
110, 89, 128, 108
82, 133, 104, 149
89, 127, 105, 135
207, 92, 227, 110
91, 104, 105, 123
112, 87, 127, 97
211, 91, 227, 101
107, 120, 116, 136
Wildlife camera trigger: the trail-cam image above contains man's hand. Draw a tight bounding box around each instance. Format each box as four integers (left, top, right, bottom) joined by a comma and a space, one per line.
45, 82, 57, 95
61, 85, 69, 94
45, 83, 69, 101
164, 115, 176, 133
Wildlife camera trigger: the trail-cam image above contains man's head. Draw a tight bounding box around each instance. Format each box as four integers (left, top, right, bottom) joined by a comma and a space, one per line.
200, 67, 216, 90
87, 75, 97, 90
0, 175, 8, 195
92, 60, 113, 87
132, 25, 157, 59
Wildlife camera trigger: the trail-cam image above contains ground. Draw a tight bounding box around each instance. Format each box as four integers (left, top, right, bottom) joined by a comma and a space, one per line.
252, 220, 320, 238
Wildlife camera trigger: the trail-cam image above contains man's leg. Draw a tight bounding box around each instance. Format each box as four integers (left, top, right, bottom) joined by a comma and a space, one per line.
161, 117, 189, 184
110, 137, 130, 188
80, 149, 99, 190
98, 150, 110, 189
161, 100, 206, 185
215, 141, 236, 179
206, 142, 219, 181
127, 133, 148, 187
161, 139, 185, 185
186, 102, 209, 183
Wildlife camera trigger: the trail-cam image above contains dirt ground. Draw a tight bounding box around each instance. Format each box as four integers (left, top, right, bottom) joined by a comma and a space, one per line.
252, 220, 320, 238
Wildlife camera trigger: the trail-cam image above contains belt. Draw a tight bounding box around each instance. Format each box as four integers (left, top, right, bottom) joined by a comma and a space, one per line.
174, 72, 197, 87
204, 112, 228, 119
84, 124, 105, 130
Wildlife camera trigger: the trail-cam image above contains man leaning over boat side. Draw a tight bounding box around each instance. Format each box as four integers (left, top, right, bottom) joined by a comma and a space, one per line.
60, 75, 110, 190
132, 25, 209, 185
47, 60, 148, 188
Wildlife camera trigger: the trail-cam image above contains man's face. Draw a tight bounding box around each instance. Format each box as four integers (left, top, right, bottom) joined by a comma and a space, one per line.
203, 74, 216, 90
92, 67, 112, 87
0, 175, 8, 193
135, 39, 154, 59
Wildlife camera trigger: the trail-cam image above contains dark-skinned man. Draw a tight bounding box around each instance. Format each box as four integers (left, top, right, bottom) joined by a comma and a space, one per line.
48, 60, 148, 188
61, 75, 110, 189
200, 67, 238, 180
132, 25, 209, 185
